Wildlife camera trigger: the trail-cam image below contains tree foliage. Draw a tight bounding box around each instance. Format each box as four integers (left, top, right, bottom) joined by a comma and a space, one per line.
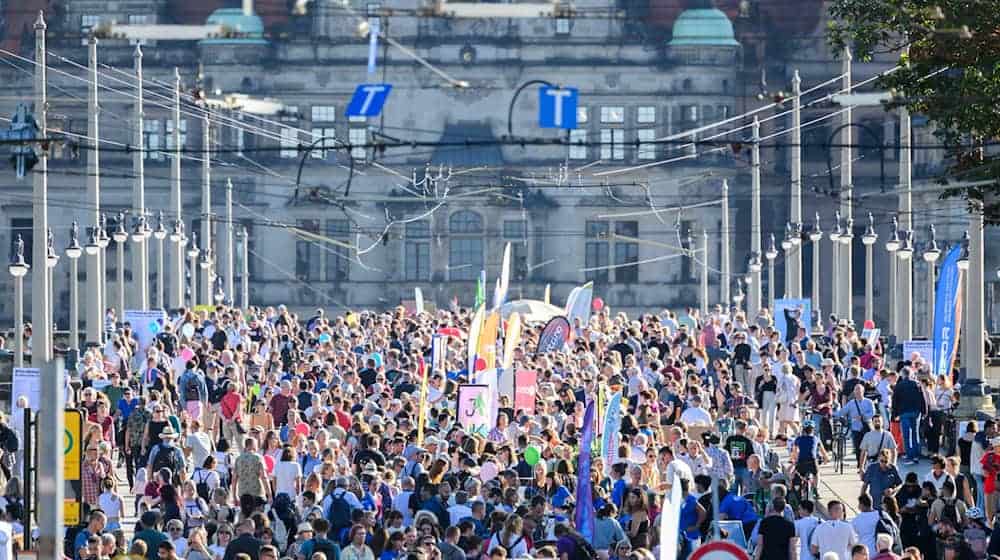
827, 0, 1000, 222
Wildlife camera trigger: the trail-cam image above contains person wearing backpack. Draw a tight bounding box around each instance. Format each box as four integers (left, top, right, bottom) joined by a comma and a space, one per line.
177, 363, 208, 425
299, 518, 342, 560
323, 478, 362, 539
192, 456, 220, 503
553, 522, 598, 560
929, 479, 967, 530
488, 515, 528, 559
146, 428, 185, 484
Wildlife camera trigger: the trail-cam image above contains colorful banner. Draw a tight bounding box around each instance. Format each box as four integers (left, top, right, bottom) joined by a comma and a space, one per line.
477, 311, 500, 374
773, 298, 812, 343
475, 269, 486, 309
123, 309, 167, 359
600, 392, 623, 475
11, 367, 40, 433
536, 316, 571, 353
501, 311, 522, 372
458, 384, 492, 437
467, 305, 486, 376
514, 369, 537, 414
416, 357, 429, 444
498, 242, 512, 309
659, 474, 681, 560
414, 287, 425, 315
903, 340, 934, 362
565, 281, 594, 328
575, 400, 597, 541
933, 244, 964, 377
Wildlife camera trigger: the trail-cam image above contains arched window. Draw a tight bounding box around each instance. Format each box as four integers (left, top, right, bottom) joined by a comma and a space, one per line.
449, 210, 484, 281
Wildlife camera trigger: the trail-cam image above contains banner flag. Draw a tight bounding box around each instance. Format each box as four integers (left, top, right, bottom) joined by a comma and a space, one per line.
575, 400, 597, 540
536, 316, 571, 354
933, 244, 964, 377
600, 392, 623, 475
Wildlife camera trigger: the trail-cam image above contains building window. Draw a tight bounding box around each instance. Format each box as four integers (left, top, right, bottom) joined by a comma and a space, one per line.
637, 106, 656, 124
555, 18, 570, 34
143, 120, 162, 161
569, 129, 588, 160
81, 15, 101, 45
577, 107, 589, 124
295, 220, 321, 281
585, 221, 609, 284
600, 106, 625, 124
128, 15, 150, 45
349, 128, 367, 160
600, 129, 624, 160
280, 105, 300, 123
405, 220, 431, 281
449, 210, 483, 281
326, 219, 351, 282
310, 128, 336, 159
503, 219, 529, 280
614, 221, 639, 283
165, 119, 187, 150
637, 129, 656, 160
280, 127, 299, 159
311, 105, 337, 122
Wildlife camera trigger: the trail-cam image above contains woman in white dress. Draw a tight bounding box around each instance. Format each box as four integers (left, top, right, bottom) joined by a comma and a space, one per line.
776, 363, 801, 438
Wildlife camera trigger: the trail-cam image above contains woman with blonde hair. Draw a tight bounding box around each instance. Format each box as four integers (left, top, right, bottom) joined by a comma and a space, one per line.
488, 514, 528, 558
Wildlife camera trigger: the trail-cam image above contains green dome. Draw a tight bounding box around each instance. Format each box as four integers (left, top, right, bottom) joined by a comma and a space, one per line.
668, 8, 739, 46
200, 8, 267, 45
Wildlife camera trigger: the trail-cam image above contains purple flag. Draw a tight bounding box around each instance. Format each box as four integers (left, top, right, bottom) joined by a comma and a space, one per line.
575, 399, 597, 540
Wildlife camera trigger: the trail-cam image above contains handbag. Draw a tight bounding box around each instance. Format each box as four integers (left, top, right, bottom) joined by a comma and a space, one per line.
854, 400, 873, 434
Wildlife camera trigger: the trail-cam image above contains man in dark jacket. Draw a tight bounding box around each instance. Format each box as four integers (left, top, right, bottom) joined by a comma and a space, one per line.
223, 518, 262, 560
892, 366, 928, 465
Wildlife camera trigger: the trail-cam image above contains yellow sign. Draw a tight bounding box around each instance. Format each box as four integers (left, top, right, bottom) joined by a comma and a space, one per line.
64, 410, 82, 481
64, 499, 81, 527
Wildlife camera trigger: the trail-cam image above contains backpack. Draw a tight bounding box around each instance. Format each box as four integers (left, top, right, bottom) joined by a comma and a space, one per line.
193, 468, 212, 502
570, 534, 598, 560
875, 512, 902, 554
940, 499, 960, 527
184, 375, 201, 401
312, 538, 340, 560
492, 533, 525, 557
151, 444, 182, 477
326, 490, 352, 535
0, 426, 18, 453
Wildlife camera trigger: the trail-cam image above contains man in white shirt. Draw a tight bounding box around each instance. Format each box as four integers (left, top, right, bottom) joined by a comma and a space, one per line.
393, 477, 416, 525
810, 501, 859, 560
659, 446, 693, 493
850, 494, 881, 555
794, 500, 821, 560
449, 490, 474, 526
679, 395, 713, 427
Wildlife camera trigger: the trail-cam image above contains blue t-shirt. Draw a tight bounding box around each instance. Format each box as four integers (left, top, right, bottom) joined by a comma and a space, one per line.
611, 479, 627, 508
117, 398, 140, 421
720, 493, 759, 524
678, 495, 701, 539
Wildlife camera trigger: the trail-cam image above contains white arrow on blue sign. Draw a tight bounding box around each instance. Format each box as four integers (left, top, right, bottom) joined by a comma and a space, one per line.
538, 86, 578, 130
346, 83, 393, 118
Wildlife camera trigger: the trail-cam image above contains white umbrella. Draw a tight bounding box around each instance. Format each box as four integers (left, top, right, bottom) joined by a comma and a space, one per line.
499, 299, 564, 324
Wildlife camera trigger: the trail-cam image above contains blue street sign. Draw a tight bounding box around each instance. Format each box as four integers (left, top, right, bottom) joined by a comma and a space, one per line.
538, 86, 578, 130
346, 83, 393, 118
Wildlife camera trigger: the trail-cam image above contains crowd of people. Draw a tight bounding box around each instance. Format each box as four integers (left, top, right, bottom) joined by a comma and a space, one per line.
8, 300, 1000, 560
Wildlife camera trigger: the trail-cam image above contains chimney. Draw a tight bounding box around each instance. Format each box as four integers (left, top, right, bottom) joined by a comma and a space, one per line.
243, 0, 254, 16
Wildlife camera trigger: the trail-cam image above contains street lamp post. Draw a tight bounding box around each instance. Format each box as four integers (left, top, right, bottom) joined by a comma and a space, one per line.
898, 229, 914, 341
213, 275, 225, 306
153, 212, 167, 310
700, 229, 709, 316
83, 227, 99, 344
861, 213, 877, 325
98, 214, 110, 322
809, 213, 823, 327
766, 234, 778, 309
733, 278, 745, 316
885, 217, 901, 338
923, 225, 941, 337
748, 252, 762, 316
8, 235, 28, 368
829, 212, 843, 318
187, 233, 200, 307
112, 213, 128, 315
839, 217, 854, 320
65, 222, 82, 351
239, 226, 249, 308
46, 229, 59, 344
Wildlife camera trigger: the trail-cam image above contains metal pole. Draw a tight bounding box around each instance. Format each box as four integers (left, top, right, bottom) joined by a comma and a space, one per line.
840, 47, 854, 321
69, 256, 78, 349
701, 229, 709, 315
31, 11, 51, 364
200, 112, 212, 305
85, 36, 102, 345
967, 200, 986, 381
225, 178, 234, 301
927, 260, 936, 336
241, 227, 249, 308
132, 45, 148, 310
156, 236, 164, 309
888, 248, 898, 337
865, 242, 874, 323
14, 275, 23, 368
750, 117, 762, 317
789, 69, 802, 298
720, 179, 730, 305
810, 213, 822, 326
38, 352, 65, 558
169, 68, 184, 309
117, 239, 125, 315
898, 103, 913, 341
